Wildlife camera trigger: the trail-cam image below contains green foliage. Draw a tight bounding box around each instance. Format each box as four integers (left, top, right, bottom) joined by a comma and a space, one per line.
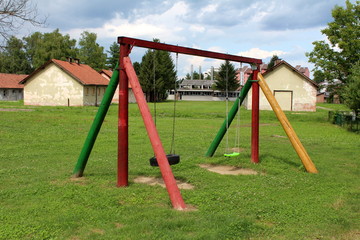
23, 29, 78, 70
306, 0, 360, 88
139, 39, 176, 102
106, 42, 119, 70
133, 61, 141, 75
267, 55, 280, 69
343, 62, 360, 114
185, 71, 204, 80
0, 36, 31, 74
0, 101, 359, 239
78, 31, 107, 71
214, 60, 239, 91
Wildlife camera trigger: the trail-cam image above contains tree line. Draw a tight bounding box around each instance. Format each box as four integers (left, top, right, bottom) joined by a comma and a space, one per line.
0, 29, 120, 74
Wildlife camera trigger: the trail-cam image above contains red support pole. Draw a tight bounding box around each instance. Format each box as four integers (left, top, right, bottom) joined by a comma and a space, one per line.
117, 43, 131, 187
123, 56, 186, 210
251, 68, 260, 163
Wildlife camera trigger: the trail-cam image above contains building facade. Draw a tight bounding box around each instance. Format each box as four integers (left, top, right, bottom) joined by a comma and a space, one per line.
21, 59, 109, 106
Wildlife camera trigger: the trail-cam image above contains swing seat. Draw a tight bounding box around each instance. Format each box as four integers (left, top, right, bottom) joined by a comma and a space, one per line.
149, 154, 180, 167
224, 152, 240, 157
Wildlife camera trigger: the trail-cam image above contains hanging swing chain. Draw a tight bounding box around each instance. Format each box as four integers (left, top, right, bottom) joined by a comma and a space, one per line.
170, 53, 179, 154
225, 63, 230, 154
234, 62, 242, 150
153, 49, 157, 127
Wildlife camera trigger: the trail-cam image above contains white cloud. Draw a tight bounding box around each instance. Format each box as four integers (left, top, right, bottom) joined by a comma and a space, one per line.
238, 48, 286, 59
66, 1, 189, 42
198, 4, 218, 19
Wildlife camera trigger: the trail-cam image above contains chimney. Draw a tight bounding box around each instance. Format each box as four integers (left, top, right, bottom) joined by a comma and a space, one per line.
275, 59, 282, 66
211, 66, 214, 81
73, 58, 80, 64
191, 64, 193, 80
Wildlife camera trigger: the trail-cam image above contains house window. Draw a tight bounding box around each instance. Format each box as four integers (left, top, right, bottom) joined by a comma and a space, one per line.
92, 88, 95, 95
98, 88, 101, 95
85, 87, 89, 96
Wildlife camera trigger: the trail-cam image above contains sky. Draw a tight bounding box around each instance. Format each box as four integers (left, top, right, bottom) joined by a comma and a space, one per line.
22, 0, 351, 77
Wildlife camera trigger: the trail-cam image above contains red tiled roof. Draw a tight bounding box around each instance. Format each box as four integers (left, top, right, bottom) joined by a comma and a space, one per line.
100, 69, 113, 78
263, 60, 318, 88
100, 69, 132, 88
0, 73, 27, 89
21, 59, 109, 86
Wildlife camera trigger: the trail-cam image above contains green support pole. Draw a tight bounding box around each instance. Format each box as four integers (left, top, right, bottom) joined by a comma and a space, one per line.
205, 79, 254, 157
73, 63, 119, 177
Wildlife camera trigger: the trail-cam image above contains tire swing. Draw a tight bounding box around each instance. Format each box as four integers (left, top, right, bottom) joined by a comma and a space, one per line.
149, 52, 180, 167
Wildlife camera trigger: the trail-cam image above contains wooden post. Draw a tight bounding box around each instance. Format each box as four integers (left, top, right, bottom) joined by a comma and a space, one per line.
123, 56, 187, 210
117, 44, 131, 187
251, 68, 260, 163
257, 73, 318, 173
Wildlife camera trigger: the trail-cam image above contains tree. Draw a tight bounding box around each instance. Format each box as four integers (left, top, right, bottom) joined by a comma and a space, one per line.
23, 29, 77, 70
214, 60, 239, 91
106, 41, 119, 70
133, 61, 141, 75
306, 0, 360, 96
268, 55, 280, 69
0, 35, 31, 73
185, 71, 204, 80
343, 62, 360, 115
0, 0, 46, 45
139, 39, 176, 102
78, 31, 107, 71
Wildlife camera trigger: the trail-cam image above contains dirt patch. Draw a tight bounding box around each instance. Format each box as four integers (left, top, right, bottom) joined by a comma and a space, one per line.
271, 134, 287, 138
240, 123, 279, 127
199, 164, 258, 175
69, 177, 88, 185
91, 229, 105, 235
134, 176, 194, 190
227, 147, 245, 152
0, 108, 34, 112
114, 223, 124, 229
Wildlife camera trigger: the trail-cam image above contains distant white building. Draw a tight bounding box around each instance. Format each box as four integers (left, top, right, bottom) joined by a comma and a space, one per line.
168, 79, 239, 101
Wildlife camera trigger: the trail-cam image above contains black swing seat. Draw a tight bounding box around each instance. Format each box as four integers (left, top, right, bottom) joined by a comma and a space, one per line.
149, 154, 180, 167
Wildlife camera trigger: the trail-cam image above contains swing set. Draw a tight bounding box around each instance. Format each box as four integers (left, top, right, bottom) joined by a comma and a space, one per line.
72, 36, 318, 210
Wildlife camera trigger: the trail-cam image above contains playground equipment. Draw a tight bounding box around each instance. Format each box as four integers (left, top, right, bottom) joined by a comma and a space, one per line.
206, 73, 318, 174
72, 36, 317, 211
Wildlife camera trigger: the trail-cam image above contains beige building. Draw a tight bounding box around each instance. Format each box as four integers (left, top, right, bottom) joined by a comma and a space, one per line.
244, 61, 318, 112
21, 59, 109, 106
99, 69, 136, 103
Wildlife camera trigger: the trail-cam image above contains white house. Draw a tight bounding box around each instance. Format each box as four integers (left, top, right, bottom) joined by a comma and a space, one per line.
99, 69, 136, 103
244, 61, 318, 112
21, 59, 109, 106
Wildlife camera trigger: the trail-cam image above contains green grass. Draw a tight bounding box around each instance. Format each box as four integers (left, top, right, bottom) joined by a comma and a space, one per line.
0, 101, 359, 240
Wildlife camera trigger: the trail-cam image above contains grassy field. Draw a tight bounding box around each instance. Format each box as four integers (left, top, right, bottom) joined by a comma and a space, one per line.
0, 101, 359, 240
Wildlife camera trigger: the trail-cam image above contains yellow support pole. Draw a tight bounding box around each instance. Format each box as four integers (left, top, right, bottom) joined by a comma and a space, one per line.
257, 73, 318, 173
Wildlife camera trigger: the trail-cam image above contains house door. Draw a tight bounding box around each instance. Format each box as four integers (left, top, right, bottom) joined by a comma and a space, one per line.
274, 90, 293, 111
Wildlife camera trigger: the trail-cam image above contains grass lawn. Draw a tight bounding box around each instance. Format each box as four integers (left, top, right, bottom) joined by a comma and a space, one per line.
0, 101, 359, 240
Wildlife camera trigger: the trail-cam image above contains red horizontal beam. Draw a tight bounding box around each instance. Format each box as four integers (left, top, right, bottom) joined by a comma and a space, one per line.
118, 37, 262, 65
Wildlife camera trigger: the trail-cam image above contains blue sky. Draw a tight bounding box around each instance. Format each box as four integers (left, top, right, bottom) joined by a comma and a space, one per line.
24, 0, 351, 77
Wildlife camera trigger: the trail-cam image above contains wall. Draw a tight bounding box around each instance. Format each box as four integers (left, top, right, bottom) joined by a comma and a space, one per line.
83, 86, 107, 106
0, 89, 23, 101
24, 64, 84, 106
245, 65, 317, 112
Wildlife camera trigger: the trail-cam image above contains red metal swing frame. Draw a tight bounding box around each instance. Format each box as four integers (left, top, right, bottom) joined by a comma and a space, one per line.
117, 37, 262, 209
